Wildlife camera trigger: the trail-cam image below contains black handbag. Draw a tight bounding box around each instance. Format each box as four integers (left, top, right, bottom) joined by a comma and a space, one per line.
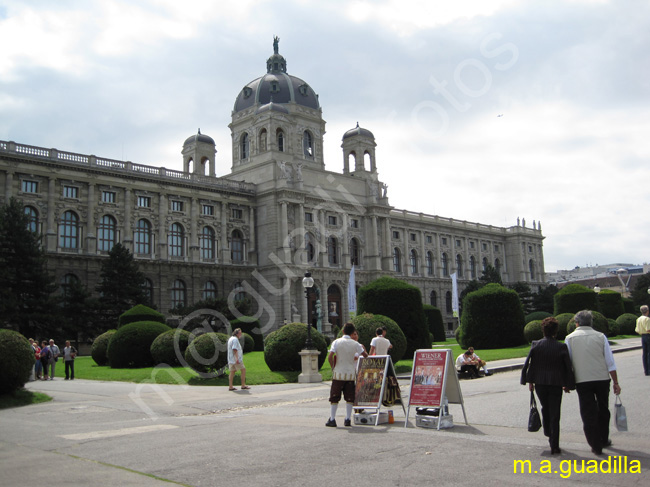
528, 391, 542, 432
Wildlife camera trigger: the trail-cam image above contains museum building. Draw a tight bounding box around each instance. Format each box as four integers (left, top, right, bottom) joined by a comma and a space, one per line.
0, 40, 545, 335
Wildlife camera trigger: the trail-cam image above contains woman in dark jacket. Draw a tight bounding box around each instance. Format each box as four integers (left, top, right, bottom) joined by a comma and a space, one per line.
521, 317, 575, 454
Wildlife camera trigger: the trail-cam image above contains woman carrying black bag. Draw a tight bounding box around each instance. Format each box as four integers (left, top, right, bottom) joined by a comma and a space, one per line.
521, 317, 576, 455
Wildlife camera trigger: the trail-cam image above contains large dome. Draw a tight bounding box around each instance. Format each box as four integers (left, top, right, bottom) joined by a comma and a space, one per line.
233, 38, 320, 114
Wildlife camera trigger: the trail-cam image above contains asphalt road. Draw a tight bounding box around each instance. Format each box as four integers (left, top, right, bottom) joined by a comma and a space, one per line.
1, 347, 648, 486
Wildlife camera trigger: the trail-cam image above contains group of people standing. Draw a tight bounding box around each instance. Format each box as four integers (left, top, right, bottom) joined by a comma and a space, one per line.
521, 310, 622, 456
28, 338, 77, 381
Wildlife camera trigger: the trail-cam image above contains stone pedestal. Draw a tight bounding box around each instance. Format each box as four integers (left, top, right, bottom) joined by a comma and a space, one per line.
292, 313, 301, 323
298, 349, 322, 383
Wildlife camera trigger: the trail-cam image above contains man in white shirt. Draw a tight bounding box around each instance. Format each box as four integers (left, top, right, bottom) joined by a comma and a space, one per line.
369, 327, 392, 356
468, 347, 492, 376
326, 322, 367, 427
227, 328, 250, 391
635, 305, 650, 376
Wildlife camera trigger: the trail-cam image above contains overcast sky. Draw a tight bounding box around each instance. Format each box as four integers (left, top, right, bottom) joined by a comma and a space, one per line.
1, 0, 648, 274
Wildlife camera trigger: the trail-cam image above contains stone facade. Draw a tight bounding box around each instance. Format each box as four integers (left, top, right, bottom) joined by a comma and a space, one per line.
0, 42, 545, 336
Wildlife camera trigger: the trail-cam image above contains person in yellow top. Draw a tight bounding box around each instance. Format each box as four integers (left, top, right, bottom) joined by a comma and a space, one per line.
635, 305, 650, 376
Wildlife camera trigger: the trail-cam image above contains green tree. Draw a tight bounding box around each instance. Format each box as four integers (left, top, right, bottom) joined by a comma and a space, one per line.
531, 285, 558, 314
96, 243, 148, 329
631, 272, 650, 310
59, 278, 94, 345
508, 281, 534, 315
480, 264, 503, 285
0, 198, 56, 336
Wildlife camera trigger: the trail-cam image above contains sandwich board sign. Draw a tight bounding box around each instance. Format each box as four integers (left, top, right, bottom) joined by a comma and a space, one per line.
404, 349, 468, 429
353, 355, 405, 425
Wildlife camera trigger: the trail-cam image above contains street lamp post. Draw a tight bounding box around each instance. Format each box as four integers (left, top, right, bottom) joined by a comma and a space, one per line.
298, 271, 321, 383
302, 271, 315, 350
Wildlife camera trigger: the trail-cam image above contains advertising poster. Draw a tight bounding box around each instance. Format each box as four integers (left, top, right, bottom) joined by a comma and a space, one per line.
408, 350, 447, 407
354, 356, 388, 408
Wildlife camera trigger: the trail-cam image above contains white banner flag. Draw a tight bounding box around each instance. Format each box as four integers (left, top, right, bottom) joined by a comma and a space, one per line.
451, 272, 459, 318
348, 265, 357, 314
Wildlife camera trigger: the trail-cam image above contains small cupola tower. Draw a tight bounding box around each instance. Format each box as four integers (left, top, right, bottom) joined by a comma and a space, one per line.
182, 129, 216, 177
341, 123, 377, 175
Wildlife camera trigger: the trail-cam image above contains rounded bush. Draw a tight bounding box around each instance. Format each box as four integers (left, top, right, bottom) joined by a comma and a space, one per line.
423, 305, 445, 342
184, 332, 229, 375
607, 319, 620, 338
555, 313, 574, 341
597, 290, 624, 319
91, 329, 117, 366
231, 318, 265, 351
566, 311, 608, 336
554, 284, 598, 315
107, 321, 171, 368
616, 313, 638, 335
242, 332, 254, 353
0, 330, 35, 394
150, 329, 194, 366
525, 311, 552, 324
118, 304, 165, 328
350, 313, 407, 363
524, 320, 544, 343
264, 323, 328, 372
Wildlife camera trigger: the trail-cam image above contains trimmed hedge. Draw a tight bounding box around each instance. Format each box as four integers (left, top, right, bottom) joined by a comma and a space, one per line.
607, 319, 620, 337
616, 313, 639, 335
107, 321, 171, 368
423, 305, 445, 342
597, 290, 624, 319
524, 320, 543, 343
554, 284, 598, 315
150, 329, 194, 366
555, 313, 574, 341
566, 311, 608, 336
231, 318, 264, 351
350, 313, 407, 363
458, 284, 526, 349
264, 323, 328, 372
357, 276, 430, 358
118, 304, 165, 328
91, 329, 117, 366
242, 332, 255, 353
525, 311, 552, 324
184, 332, 229, 375
0, 330, 35, 394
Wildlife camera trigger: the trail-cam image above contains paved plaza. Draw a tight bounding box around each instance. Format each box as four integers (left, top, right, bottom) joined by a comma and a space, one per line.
1, 341, 648, 486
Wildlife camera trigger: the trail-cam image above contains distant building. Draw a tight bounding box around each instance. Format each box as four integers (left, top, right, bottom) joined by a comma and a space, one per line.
548, 263, 649, 297
0, 40, 546, 336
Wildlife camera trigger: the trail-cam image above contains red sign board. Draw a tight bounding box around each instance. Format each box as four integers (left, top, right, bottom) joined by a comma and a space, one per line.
408, 350, 447, 407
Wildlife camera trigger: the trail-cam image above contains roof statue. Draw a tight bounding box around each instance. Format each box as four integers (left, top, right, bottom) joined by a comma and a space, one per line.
273, 35, 280, 54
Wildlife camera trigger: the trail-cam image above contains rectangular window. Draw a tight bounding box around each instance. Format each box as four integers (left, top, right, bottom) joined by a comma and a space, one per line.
102, 191, 116, 203
328, 215, 337, 226
410, 233, 417, 242
426, 235, 433, 244
441, 237, 447, 246
232, 208, 243, 219
171, 200, 184, 212
392, 231, 400, 239
305, 212, 313, 222
482, 243, 488, 251
21, 180, 39, 193
494, 244, 499, 252
455, 239, 461, 248
470, 241, 475, 249
202, 204, 214, 216
137, 196, 151, 208
528, 245, 533, 253
63, 186, 79, 199
350, 219, 359, 228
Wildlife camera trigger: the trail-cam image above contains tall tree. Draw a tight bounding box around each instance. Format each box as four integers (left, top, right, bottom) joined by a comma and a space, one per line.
479, 264, 503, 285
531, 284, 558, 314
508, 281, 534, 315
631, 272, 650, 309
96, 243, 147, 328
0, 197, 56, 336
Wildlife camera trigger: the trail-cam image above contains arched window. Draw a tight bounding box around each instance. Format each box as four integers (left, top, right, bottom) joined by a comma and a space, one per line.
59, 210, 79, 249
143, 278, 154, 305
24, 206, 38, 233
495, 258, 501, 275
482, 257, 488, 273
60, 273, 79, 301
98, 215, 117, 252
303, 130, 313, 157
410, 249, 418, 274
327, 236, 338, 265
240, 133, 249, 160
277, 130, 285, 152
456, 254, 463, 278
304, 233, 316, 263
430, 290, 437, 307
171, 279, 186, 309
259, 128, 267, 152
470, 256, 477, 278
233, 281, 246, 302
168, 223, 185, 257
202, 281, 217, 300
393, 247, 401, 273
231, 230, 244, 263
529, 259, 535, 280
200, 226, 216, 260
442, 253, 449, 276
426, 251, 434, 276
135, 219, 152, 255
445, 291, 452, 313
350, 238, 360, 266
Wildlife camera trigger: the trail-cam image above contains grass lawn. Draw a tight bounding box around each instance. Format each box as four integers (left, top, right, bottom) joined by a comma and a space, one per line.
0, 389, 52, 410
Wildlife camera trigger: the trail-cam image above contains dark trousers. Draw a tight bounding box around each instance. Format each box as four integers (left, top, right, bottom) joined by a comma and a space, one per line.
459, 364, 478, 378
576, 380, 611, 450
535, 384, 563, 450
65, 360, 75, 380
642, 334, 650, 375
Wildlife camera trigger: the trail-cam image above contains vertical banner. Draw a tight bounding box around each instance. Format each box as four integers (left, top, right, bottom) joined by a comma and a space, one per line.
451, 272, 459, 318
348, 265, 357, 316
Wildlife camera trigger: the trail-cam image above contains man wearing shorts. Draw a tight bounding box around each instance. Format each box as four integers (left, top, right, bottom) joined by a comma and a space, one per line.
227, 328, 250, 391
326, 322, 367, 427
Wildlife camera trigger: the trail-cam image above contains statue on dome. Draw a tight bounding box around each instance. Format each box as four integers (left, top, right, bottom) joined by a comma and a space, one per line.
273, 36, 280, 54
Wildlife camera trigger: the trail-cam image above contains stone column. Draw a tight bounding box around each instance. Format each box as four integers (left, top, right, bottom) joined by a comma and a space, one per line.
189, 197, 199, 262
220, 202, 230, 264
158, 193, 167, 259
248, 206, 256, 258
123, 188, 133, 251
45, 178, 57, 251
280, 201, 289, 263
4, 171, 13, 198
342, 213, 349, 268
319, 210, 326, 267
86, 183, 96, 254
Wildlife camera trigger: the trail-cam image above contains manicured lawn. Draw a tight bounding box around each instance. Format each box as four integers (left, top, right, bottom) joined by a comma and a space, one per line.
0, 389, 52, 410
